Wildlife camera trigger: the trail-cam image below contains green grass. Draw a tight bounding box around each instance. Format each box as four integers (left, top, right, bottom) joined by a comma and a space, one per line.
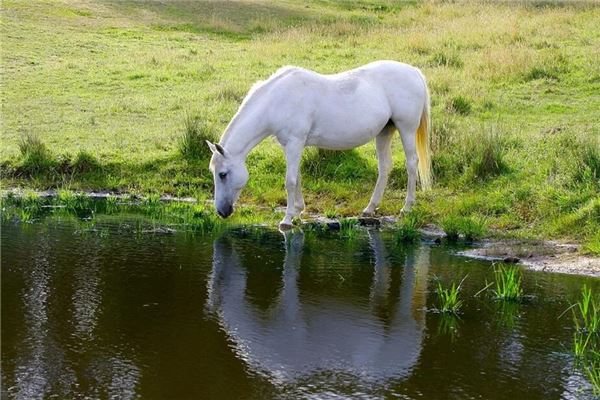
395, 208, 426, 243
573, 285, 600, 334
1, 0, 599, 245
571, 285, 600, 395
179, 112, 217, 161
493, 264, 523, 301
440, 215, 487, 242
435, 277, 465, 314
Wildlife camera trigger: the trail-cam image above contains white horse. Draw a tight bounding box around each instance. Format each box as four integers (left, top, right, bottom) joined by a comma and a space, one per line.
207, 60, 432, 229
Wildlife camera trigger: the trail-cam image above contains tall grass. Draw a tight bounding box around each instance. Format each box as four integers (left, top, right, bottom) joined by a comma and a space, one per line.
179, 112, 216, 160
493, 265, 523, 301
18, 133, 55, 175
432, 123, 509, 184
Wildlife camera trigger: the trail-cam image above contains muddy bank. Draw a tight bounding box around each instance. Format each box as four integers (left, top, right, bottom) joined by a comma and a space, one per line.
457, 240, 600, 278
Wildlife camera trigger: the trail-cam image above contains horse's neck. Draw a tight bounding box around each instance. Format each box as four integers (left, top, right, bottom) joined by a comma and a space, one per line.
220, 102, 270, 160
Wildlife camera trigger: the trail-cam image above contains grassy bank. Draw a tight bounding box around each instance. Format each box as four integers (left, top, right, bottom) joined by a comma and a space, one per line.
1, 0, 599, 248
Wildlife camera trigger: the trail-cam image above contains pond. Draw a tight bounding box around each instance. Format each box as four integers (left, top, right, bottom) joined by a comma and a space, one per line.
1, 216, 599, 399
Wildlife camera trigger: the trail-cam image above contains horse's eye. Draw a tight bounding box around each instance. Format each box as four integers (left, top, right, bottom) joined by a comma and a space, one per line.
219, 172, 227, 180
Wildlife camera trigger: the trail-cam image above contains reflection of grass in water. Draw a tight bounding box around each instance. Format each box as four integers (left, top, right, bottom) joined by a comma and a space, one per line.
339, 218, 359, 240
437, 314, 460, 342
495, 301, 520, 330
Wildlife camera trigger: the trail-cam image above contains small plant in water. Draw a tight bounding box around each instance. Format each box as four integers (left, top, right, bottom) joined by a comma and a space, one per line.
435, 276, 466, 314
573, 284, 599, 334
339, 218, 359, 239
493, 264, 523, 301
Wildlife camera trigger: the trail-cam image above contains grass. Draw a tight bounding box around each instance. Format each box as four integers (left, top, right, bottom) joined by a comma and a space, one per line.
441, 215, 487, 242
395, 208, 426, 243
435, 277, 466, 314
570, 285, 600, 396
1, 0, 599, 245
492, 264, 523, 301
573, 285, 599, 334
179, 112, 217, 161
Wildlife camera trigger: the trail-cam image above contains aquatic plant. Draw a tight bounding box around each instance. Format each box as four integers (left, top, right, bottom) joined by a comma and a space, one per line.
493, 264, 523, 301
435, 277, 466, 314
584, 351, 600, 397
573, 285, 600, 334
573, 332, 595, 358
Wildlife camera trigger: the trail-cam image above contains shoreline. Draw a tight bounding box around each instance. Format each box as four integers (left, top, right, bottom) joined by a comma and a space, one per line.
3, 188, 599, 278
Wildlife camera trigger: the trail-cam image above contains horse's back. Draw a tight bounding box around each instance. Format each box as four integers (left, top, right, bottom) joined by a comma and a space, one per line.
266, 61, 427, 149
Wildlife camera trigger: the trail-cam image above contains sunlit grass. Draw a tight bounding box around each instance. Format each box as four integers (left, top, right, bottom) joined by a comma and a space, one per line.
435, 276, 466, 314
492, 265, 523, 301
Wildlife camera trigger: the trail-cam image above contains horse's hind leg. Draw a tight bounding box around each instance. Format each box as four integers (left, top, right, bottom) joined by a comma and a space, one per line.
362, 125, 394, 217
395, 119, 420, 213
294, 171, 305, 215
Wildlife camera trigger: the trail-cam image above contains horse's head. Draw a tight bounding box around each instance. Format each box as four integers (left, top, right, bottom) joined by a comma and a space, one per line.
207, 141, 249, 218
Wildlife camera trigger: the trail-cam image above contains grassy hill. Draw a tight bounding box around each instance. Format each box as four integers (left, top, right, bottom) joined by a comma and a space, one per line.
1, 0, 599, 247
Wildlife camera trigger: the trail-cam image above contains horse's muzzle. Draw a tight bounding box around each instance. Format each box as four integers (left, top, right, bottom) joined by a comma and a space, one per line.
217, 204, 233, 218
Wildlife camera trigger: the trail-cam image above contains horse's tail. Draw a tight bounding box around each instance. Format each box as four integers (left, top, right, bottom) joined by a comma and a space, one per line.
416, 70, 432, 190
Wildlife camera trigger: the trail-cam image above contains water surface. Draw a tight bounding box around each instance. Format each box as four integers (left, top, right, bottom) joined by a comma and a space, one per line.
2, 218, 598, 399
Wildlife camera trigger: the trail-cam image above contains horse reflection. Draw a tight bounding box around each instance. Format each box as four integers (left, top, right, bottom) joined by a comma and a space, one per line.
206, 230, 429, 384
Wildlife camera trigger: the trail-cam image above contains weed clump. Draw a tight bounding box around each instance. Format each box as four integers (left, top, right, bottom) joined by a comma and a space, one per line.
584, 232, 600, 256
435, 277, 465, 314
441, 215, 486, 241
468, 128, 508, 181
448, 96, 472, 115
395, 209, 426, 243
493, 265, 523, 301
18, 133, 55, 175
72, 150, 101, 173
179, 112, 216, 160
432, 121, 509, 183
429, 51, 463, 68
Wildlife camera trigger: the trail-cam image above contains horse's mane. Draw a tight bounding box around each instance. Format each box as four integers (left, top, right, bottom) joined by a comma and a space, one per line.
220, 66, 301, 146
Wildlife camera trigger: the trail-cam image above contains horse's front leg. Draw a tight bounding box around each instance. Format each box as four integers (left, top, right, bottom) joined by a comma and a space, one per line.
280, 141, 304, 230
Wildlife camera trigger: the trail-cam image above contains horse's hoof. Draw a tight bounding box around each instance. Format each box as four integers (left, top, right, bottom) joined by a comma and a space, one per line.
361, 210, 375, 217
279, 222, 294, 231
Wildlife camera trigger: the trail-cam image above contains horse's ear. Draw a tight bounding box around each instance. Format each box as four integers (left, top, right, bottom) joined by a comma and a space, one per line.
206, 141, 226, 157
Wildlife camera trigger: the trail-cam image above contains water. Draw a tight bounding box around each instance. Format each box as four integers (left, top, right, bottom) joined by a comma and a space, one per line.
1, 217, 598, 399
